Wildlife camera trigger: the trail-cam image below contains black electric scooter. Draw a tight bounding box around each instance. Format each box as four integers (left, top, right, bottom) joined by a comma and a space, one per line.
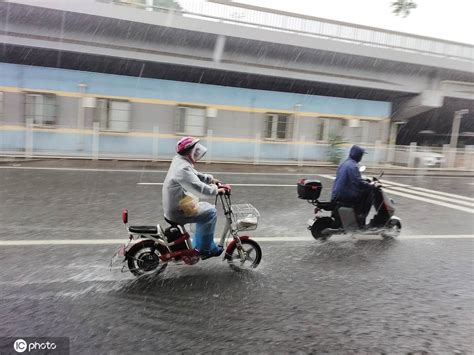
297, 167, 402, 241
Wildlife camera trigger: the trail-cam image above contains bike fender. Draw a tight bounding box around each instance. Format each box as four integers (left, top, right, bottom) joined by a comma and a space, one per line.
125, 238, 167, 256
225, 236, 250, 255
124, 238, 149, 253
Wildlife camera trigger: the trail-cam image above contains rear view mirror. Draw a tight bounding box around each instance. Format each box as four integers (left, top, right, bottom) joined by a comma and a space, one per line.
122, 209, 128, 224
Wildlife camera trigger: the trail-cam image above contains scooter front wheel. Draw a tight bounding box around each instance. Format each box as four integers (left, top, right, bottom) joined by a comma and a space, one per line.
225, 239, 262, 271
381, 218, 401, 239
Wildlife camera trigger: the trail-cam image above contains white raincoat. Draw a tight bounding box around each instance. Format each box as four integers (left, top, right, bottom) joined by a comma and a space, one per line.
162, 155, 218, 223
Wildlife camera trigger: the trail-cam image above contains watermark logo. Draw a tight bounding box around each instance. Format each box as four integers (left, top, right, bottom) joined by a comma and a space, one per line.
13, 339, 27, 353
0, 337, 69, 354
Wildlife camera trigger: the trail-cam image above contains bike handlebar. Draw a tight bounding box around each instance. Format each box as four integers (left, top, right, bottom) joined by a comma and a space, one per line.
216, 182, 232, 195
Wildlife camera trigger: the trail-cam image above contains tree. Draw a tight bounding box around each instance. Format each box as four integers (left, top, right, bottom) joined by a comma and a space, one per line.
391, 0, 417, 17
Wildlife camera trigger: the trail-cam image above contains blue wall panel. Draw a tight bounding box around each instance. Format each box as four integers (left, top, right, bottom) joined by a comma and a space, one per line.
0, 63, 391, 118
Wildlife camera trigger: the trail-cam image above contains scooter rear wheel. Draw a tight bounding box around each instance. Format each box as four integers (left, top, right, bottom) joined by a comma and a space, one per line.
310, 217, 334, 240
226, 239, 262, 271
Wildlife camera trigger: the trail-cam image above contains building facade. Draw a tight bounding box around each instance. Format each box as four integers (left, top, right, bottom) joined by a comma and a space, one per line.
0, 63, 391, 163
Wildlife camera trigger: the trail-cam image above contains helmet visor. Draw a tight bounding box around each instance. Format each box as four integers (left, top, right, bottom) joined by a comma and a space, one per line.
192, 143, 207, 162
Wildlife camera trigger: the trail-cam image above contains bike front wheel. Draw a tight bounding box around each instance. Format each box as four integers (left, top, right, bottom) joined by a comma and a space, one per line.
225, 239, 262, 271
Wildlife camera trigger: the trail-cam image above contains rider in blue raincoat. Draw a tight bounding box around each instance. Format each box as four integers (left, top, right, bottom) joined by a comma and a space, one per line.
162, 137, 226, 258
331, 145, 374, 226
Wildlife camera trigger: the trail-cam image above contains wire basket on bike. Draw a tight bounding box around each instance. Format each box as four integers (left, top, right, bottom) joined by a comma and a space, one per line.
231, 204, 260, 231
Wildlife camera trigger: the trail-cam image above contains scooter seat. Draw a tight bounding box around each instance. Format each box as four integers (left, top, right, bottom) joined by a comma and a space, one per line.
128, 226, 158, 234
317, 201, 335, 211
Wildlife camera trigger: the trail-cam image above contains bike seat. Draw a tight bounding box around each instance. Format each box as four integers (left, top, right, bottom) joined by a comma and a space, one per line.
165, 218, 184, 227
128, 226, 158, 234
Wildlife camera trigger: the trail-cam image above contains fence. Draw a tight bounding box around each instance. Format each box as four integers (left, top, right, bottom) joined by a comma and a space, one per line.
1, 123, 473, 169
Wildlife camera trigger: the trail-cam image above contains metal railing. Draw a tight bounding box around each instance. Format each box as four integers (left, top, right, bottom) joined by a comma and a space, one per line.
2, 122, 473, 169
107, 0, 473, 61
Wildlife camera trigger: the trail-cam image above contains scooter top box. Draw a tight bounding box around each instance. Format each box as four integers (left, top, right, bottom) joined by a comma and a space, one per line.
297, 179, 322, 200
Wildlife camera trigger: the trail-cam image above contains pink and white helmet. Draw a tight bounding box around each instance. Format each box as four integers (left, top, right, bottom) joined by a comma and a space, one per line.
176, 136, 200, 155
176, 136, 208, 163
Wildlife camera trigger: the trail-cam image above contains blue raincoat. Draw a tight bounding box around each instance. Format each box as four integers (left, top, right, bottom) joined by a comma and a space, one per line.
331, 145, 371, 202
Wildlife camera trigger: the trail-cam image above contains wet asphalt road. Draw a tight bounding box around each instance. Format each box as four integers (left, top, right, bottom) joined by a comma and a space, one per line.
0, 163, 473, 354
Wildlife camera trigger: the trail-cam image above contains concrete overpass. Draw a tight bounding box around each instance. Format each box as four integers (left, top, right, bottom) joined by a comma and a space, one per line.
1, 0, 473, 121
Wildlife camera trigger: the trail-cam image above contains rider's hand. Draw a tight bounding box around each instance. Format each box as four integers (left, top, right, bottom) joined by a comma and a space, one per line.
217, 187, 226, 195
212, 178, 221, 185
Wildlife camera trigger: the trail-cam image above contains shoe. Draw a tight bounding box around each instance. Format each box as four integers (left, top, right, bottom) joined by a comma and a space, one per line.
200, 245, 224, 260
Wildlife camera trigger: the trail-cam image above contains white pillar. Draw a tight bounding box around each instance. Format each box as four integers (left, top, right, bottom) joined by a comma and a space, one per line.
373, 140, 382, 165
77, 83, 87, 151
212, 35, 226, 63
442, 144, 453, 168
322, 119, 330, 142
152, 126, 159, 161
145, 0, 153, 11
361, 121, 369, 144
253, 133, 261, 165
464, 145, 474, 170
25, 118, 33, 158
206, 129, 213, 164
92, 122, 99, 160
407, 142, 417, 168
297, 135, 305, 167
450, 110, 468, 148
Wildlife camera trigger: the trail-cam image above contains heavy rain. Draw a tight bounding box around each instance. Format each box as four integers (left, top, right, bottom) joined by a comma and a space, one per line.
0, 0, 473, 354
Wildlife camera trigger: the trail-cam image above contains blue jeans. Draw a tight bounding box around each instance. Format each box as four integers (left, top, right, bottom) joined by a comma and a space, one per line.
192, 205, 220, 254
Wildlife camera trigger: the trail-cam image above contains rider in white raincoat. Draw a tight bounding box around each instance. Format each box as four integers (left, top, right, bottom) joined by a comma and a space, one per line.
162, 137, 225, 257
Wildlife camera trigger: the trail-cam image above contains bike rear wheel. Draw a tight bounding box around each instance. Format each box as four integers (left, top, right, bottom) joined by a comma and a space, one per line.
127, 242, 168, 277
225, 239, 262, 271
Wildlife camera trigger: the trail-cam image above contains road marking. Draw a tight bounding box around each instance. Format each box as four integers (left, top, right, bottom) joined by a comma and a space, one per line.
0, 166, 319, 176
386, 186, 474, 207
137, 182, 295, 187
408, 186, 474, 202
0, 235, 472, 246
377, 179, 474, 202
383, 187, 474, 213
319, 174, 474, 213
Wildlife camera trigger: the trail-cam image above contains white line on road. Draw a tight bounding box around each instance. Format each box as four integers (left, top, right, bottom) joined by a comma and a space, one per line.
0, 234, 473, 246
381, 179, 474, 202
409, 186, 474, 202
383, 187, 474, 213
386, 186, 474, 207
319, 175, 474, 212
137, 182, 296, 187
0, 166, 318, 176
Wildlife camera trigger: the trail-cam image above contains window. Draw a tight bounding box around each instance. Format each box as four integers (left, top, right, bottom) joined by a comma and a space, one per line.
176, 106, 206, 136
25, 93, 56, 125
321, 118, 345, 141
96, 99, 130, 132
264, 113, 292, 140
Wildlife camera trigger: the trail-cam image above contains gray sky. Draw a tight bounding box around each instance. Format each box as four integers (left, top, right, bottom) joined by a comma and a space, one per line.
235, 0, 473, 44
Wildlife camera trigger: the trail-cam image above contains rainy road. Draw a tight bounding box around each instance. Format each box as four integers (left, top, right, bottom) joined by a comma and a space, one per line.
0, 163, 473, 354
